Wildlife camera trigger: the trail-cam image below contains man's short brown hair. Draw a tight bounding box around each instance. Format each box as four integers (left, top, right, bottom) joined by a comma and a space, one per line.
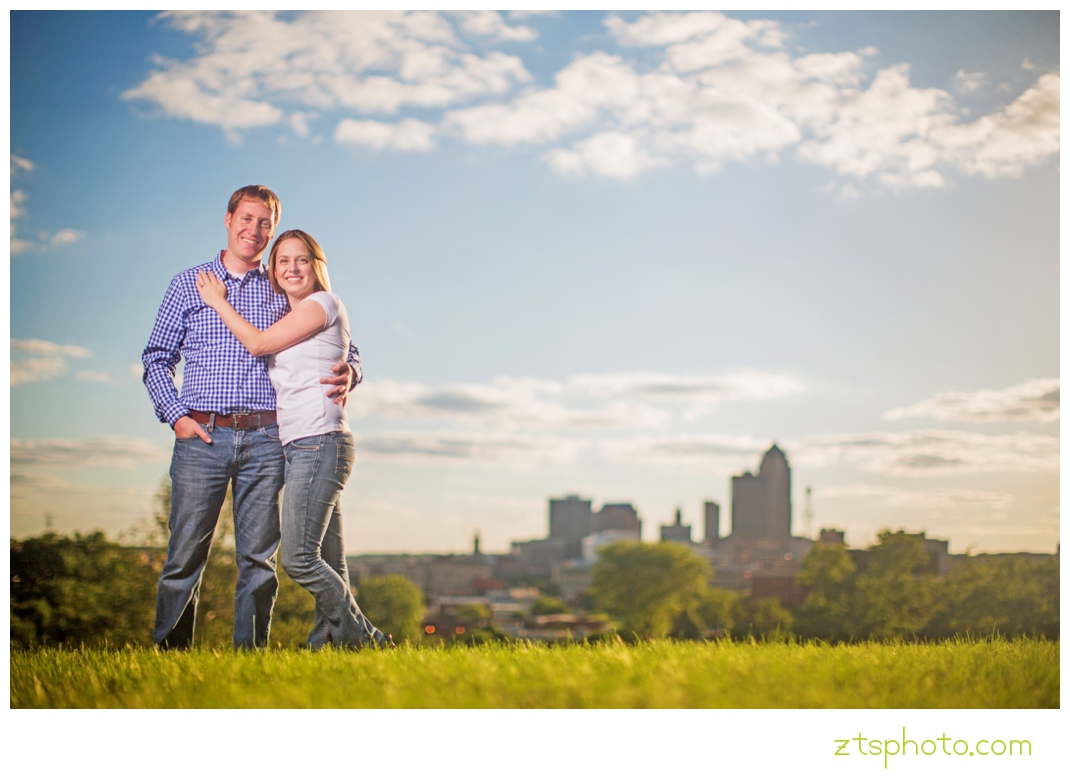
227, 185, 281, 228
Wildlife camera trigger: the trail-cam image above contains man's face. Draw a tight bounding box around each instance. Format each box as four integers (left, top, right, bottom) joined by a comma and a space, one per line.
224, 198, 275, 266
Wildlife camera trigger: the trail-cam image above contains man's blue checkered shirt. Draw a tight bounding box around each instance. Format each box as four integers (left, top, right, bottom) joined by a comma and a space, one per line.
143, 252, 362, 427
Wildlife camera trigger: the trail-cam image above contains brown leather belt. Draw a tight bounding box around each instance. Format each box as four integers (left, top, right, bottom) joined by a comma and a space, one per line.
189, 410, 277, 430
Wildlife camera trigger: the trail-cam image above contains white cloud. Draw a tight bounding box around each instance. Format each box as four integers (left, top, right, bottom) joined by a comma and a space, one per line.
46, 228, 86, 247
598, 428, 1057, 476
9, 470, 162, 540
883, 378, 1059, 423
75, 371, 111, 383
452, 11, 537, 42
125, 11, 1059, 189
122, 10, 532, 139
953, 69, 986, 93
334, 117, 436, 151
821, 484, 1015, 510
796, 429, 1058, 476
570, 370, 805, 404
508, 11, 558, 21
600, 433, 770, 466
931, 72, 1060, 179
450, 14, 1058, 187
542, 131, 669, 180
353, 431, 585, 467
10, 338, 91, 385
10, 155, 85, 254
11, 436, 171, 469
351, 376, 667, 430
11, 154, 33, 175
446, 52, 633, 147
350, 370, 800, 431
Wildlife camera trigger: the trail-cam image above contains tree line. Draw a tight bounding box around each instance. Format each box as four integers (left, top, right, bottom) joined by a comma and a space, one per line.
589, 532, 1059, 641
11, 527, 1057, 648
11, 482, 425, 649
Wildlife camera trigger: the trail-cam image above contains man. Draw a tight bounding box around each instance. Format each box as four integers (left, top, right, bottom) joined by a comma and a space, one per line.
143, 185, 359, 649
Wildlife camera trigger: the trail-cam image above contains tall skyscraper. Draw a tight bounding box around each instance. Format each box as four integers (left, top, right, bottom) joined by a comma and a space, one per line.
660, 507, 692, 543
593, 503, 641, 538
549, 495, 592, 558
704, 501, 720, 548
730, 444, 791, 542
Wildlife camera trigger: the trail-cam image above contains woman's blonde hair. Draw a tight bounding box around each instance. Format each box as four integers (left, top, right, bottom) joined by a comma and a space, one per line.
268, 229, 331, 295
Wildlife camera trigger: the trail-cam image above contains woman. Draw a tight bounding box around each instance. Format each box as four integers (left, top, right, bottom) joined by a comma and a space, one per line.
196, 229, 391, 650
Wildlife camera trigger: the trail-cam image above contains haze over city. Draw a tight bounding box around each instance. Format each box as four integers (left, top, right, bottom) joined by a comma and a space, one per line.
8, 10, 1059, 556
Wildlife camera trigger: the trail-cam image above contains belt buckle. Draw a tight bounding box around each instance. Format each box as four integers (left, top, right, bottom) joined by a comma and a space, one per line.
232, 411, 251, 430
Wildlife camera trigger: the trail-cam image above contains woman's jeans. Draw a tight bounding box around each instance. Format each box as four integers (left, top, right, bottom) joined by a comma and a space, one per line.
281, 431, 386, 648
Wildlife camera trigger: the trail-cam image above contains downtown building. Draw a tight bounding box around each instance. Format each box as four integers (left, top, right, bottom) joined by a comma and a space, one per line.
700, 443, 815, 607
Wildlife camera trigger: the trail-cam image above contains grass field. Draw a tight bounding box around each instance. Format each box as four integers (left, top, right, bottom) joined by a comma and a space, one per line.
10, 638, 1058, 708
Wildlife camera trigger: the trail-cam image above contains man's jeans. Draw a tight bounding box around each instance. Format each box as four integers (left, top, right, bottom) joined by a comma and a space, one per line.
154, 423, 285, 649
280, 431, 386, 648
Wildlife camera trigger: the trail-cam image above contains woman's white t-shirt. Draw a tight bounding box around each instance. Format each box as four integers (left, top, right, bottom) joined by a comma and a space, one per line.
268, 291, 351, 446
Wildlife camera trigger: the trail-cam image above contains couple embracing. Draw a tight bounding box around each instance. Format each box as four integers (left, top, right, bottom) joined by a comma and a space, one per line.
143, 184, 391, 650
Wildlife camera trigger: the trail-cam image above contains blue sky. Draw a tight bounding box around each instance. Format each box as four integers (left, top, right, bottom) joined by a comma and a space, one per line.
8, 10, 1060, 555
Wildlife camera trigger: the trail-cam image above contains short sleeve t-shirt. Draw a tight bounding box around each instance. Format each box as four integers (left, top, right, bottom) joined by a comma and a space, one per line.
267, 291, 351, 445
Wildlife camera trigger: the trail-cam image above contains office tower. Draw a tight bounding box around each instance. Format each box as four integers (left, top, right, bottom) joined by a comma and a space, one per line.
730, 444, 792, 542
593, 503, 641, 538
549, 495, 592, 558
704, 501, 720, 548
660, 507, 692, 543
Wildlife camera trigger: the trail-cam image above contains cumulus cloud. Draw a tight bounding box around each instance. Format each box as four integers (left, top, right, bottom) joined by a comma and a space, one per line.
354, 431, 584, 467
570, 370, 805, 405
542, 131, 670, 180
334, 117, 436, 151
122, 10, 531, 140
448, 12, 1059, 188
820, 484, 1016, 510
45, 228, 86, 247
351, 376, 667, 430
451, 11, 537, 42
10, 155, 86, 254
600, 433, 770, 466
796, 429, 1058, 476
931, 72, 1060, 179
9, 470, 160, 538
124, 11, 1058, 187
953, 69, 986, 93
883, 378, 1059, 423
600, 428, 1057, 476
75, 371, 112, 383
11, 436, 171, 469
10, 338, 91, 385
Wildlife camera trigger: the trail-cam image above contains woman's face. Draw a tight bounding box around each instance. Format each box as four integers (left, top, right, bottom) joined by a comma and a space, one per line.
274, 237, 317, 299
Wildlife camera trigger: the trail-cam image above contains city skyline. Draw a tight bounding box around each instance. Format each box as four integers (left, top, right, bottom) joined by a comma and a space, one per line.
8, 11, 1060, 555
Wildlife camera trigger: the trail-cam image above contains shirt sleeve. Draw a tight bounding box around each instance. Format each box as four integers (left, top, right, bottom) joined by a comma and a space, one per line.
347, 342, 362, 388
142, 275, 190, 426
307, 291, 340, 327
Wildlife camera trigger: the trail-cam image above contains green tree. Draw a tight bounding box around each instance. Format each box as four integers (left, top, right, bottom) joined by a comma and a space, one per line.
853, 530, 934, 640
794, 542, 858, 641
529, 595, 571, 616
11, 533, 160, 648
925, 556, 1059, 639
730, 596, 794, 640
671, 586, 740, 639
590, 542, 711, 639
356, 575, 426, 644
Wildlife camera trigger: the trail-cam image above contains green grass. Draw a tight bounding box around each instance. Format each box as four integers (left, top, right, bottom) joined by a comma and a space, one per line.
10, 638, 1058, 708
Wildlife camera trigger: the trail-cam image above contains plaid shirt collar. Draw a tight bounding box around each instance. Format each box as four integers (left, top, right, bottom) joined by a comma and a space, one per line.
213, 251, 270, 282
